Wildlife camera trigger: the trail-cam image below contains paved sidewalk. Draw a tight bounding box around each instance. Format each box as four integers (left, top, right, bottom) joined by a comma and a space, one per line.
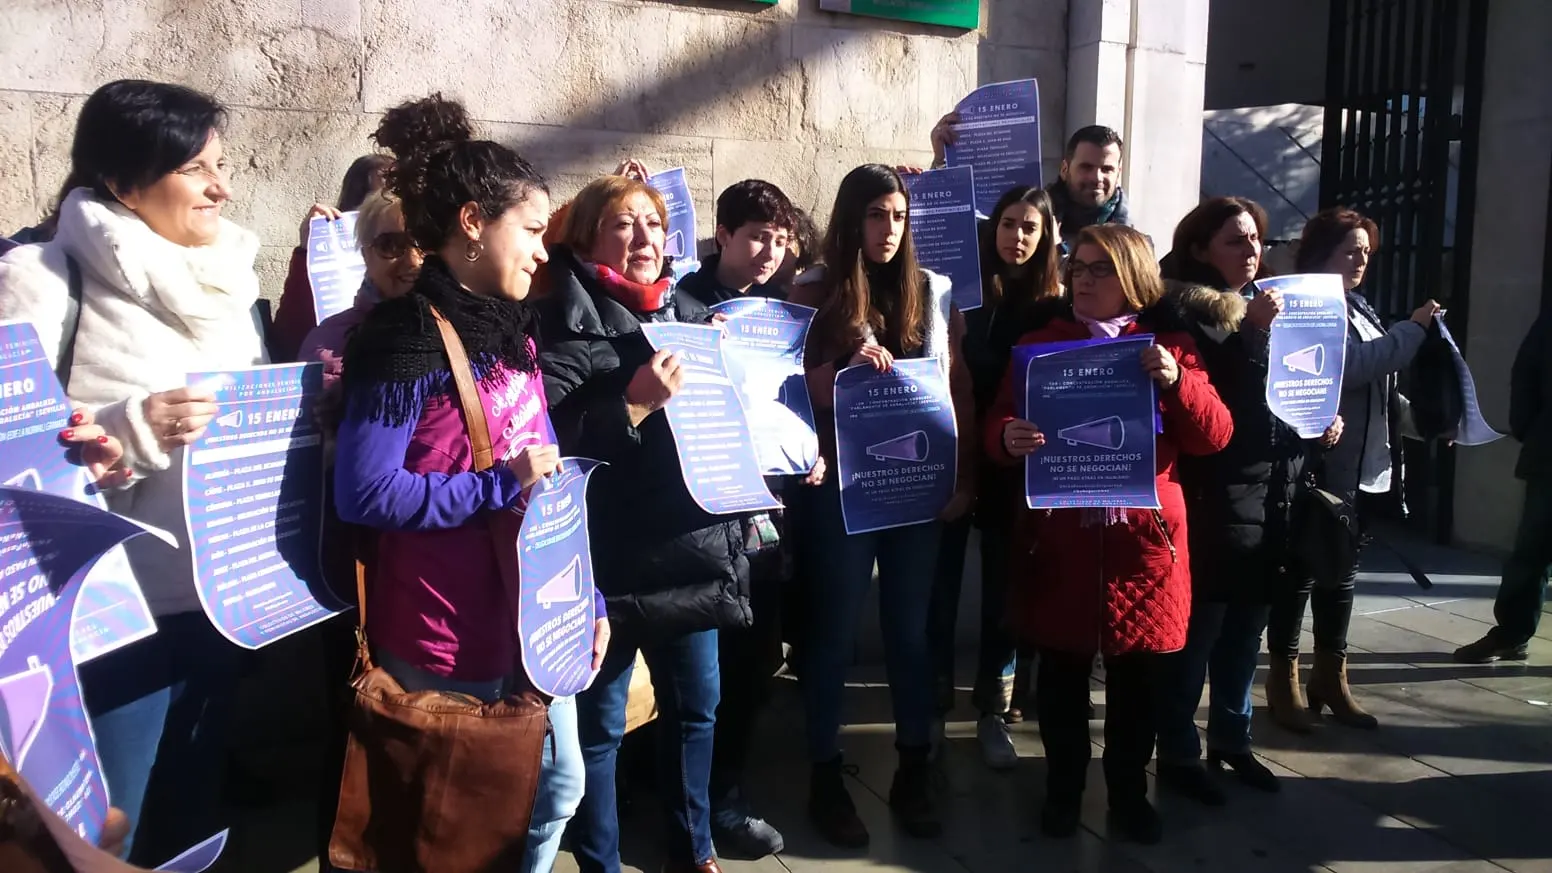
223, 532, 1550, 873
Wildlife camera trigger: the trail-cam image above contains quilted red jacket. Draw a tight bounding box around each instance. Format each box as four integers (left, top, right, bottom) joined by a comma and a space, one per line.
984, 307, 1233, 656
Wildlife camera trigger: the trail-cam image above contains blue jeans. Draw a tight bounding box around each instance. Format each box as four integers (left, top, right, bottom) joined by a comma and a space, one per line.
798, 479, 940, 761
378, 653, 584, 873
572, 628, 720, 872
1155, 601, 1271, 763
928, 517, 1018, 715
78, 612, 243, 866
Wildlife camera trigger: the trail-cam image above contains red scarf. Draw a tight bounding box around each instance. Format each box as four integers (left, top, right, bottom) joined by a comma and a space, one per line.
594, 264, 672, 313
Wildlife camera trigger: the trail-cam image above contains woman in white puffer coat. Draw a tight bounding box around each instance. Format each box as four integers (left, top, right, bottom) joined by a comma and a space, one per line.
0, 79, 266, 865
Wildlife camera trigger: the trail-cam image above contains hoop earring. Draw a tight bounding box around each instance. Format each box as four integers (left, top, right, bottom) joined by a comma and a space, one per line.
464, 239, 484, 262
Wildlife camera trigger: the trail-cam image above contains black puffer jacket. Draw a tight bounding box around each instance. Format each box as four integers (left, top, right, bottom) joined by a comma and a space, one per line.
536, 247, 751, 638
1169, 282, 1312, 602
1511, 311, 1552, 481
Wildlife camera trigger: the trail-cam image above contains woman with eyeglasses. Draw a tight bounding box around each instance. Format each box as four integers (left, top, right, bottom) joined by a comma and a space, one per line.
0, 79, 266, 863
987, 224, 1233, 844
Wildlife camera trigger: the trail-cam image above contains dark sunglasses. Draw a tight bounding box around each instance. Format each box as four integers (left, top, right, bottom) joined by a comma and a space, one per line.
368, 231, 417, 260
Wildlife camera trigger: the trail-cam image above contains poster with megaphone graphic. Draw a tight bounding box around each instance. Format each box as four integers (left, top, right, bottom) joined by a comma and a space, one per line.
0, 485, 177, 846
0, 321, 157, 664
648, 167, 701, 281
181, 363, 347, 649
1262, 274, 1348, 438
514, 457, 603, 698
305, 210, 367, 325
1018, 336, 1159, 509
834, 358, 958, 534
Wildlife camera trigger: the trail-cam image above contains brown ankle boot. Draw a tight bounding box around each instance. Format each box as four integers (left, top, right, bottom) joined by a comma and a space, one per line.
1306, 650, 1378, 729
1265, 654, 1313, 734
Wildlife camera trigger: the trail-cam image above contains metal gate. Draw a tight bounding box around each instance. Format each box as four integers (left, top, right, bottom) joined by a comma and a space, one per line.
1318, 0, 1488, 542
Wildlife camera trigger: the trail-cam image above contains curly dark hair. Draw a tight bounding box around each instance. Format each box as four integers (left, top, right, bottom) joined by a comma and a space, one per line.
372, 94, 547, 252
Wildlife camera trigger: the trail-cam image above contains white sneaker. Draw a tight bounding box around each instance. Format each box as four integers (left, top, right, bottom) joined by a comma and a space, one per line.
977, 714, 1018, 770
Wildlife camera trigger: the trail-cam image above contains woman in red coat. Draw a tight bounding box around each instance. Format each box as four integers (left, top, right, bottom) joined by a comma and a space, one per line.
985, 224, 1233, 844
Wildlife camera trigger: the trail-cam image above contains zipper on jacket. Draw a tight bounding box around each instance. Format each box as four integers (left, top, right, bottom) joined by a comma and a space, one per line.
1150, 509, 1178, 564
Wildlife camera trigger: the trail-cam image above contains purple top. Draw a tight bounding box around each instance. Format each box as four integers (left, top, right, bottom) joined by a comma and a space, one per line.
334, 354, 605, 681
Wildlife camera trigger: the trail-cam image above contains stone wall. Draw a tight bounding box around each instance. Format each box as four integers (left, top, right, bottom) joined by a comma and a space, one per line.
0, 0, 1069, 300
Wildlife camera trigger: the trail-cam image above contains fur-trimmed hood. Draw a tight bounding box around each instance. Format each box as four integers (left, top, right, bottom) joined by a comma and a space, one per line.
1165, 279, 1247, 334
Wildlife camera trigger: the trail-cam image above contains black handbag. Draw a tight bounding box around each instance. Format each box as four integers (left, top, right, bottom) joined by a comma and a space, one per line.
1293, 479, 1433, 591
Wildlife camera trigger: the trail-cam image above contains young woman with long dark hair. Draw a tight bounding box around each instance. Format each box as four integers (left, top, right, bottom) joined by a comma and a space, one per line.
785, 163, 976, 847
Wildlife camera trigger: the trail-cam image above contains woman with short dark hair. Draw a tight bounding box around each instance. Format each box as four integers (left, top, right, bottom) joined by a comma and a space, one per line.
1264, 206, 1439, 733
0, 78, 263, 863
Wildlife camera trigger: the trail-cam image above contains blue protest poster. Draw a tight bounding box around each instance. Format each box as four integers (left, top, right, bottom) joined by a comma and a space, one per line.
0, 486, 176, 844
306, 211, 366, 324
514, 458, 603, 698
153, 829, 229, 872
833, 358, 958, 534
903, 166, 984, 312
182, 364, 345, 649
709, 298, 821, 475
639, 324, 782, 514
944, 79, 1043, 220
1021, 336, 1158, 509
1435, 315, 1505, 446
647, 168, 701, 280
0, 321, 157, 663
1261, 274, 1348, 439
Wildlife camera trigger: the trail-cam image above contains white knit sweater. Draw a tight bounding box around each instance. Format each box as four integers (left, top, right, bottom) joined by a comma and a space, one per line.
0, 189, 268, 614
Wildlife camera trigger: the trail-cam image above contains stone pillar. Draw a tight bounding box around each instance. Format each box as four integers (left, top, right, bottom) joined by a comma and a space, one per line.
1453, 0, 1552, 551
1066, 0, 1211, 252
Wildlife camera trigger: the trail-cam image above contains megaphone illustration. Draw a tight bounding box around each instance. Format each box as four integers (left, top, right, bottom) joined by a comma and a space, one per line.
1282, 343, 1325, 376
1057, 416, 1126, 451
0, 658, 54, 769
3, 468, 42, 490
216, 409, 243, 429
866, 430, 929, 463
536, 555, 584, 608
664, 229, 686, 258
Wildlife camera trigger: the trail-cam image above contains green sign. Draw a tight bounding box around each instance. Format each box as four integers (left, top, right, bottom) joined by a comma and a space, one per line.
818, 0, 979, 29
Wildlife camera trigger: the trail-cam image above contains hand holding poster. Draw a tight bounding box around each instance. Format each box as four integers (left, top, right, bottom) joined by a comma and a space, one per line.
833, 358, 958, 534
0, 321, 156, 663
306, 212, 366, 324
647, 168, 700, 280
639, 324, 782, 514
902, 166, 984, 312
183, 363, 346, 649
515, 458, 602, 698
709, 298, 821, 475
1262, 274, 1348, 438
0, 487, 176, 845
943, 79, 1042, 220
1434, 315, 1505, 446
1019, 336, 1159, 509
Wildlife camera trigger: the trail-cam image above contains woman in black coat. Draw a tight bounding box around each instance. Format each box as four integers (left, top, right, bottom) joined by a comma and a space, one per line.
537, 175, 749, 873
1154, 198, 1342, 802
1264, 207, 1438, 733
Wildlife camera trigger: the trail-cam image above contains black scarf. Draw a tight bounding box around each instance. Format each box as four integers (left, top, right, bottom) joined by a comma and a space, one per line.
341, 255, 539, 427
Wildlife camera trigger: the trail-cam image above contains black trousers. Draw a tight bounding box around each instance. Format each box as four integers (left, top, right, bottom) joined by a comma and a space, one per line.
710, 544, 785, 800
1036, 649, 1157, 807
1491, 477, 1552, 644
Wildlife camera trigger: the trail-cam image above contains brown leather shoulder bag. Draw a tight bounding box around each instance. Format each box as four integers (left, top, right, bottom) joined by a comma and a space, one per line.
328, 306, 549, 873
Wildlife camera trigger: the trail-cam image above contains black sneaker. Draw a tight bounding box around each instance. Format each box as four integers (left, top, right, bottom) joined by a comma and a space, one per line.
808, 757, 869, 849
1208, 750, 1281, 793
1157, 762, 1226, 806
712, 787, 785, 858
1040, 799, 1082, 838
888, 746, 942, 838
1108, 798, 1163, 844
1453, 633, 1530, 664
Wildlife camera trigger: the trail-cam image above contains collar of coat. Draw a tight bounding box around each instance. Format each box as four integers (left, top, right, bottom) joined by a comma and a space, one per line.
1164, 280, 1246, 333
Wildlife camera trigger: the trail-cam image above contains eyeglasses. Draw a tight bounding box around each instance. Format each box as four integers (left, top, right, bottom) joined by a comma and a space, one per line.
173, 161, 231, 184
368, 231, 417, 260
1067, 259, 1117, 280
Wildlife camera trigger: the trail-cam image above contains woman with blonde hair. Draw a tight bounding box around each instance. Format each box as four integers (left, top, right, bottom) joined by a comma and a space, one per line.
986, 224, 1233, 843
536, 173, 745, 873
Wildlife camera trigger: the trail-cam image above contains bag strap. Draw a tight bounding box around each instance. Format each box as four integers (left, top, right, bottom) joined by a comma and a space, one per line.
351, 304, 499, 671
53, 255, 84, 389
